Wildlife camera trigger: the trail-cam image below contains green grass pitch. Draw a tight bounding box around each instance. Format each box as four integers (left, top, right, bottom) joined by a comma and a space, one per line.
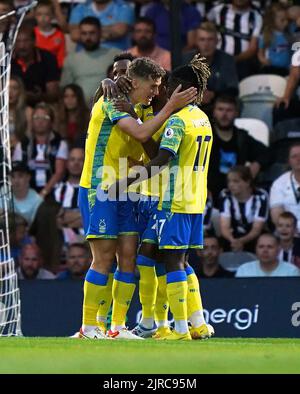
1, 338, 300, 374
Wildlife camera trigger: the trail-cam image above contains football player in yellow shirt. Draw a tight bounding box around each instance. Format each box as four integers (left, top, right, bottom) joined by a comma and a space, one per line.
112, 55, 215, 340
78, 57, 197, 339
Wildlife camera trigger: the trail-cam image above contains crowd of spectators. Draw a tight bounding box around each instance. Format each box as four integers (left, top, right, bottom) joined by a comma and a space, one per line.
2, 0, 300, 280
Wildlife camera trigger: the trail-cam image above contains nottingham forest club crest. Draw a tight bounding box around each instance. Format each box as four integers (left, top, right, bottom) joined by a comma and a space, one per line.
165, 212, 173, 221
99, 219, 106, 234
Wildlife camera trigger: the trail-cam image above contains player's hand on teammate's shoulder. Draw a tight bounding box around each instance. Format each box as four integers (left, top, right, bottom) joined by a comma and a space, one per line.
167, 84, 198, 112
101, 76, 132, 101
113, 100, 137, 118
101, 78, 120, 101
116, 75, 132, 95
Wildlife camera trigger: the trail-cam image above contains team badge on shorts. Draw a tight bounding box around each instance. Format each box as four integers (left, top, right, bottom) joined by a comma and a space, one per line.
99, 219, 106, 234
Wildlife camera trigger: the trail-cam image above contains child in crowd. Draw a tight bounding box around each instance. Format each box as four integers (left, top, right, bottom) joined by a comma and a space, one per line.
258, 3, 291, 76
276, 211, 300, 269
34, 0, 66, 68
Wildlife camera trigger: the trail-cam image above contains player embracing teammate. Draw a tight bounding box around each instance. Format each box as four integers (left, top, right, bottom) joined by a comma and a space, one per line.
78, 53, 214, 340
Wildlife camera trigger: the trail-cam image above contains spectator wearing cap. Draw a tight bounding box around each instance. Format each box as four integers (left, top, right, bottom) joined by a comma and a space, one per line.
56, 243, 90, 279
11, 24, 60, 106
61, 16, 119, 106
128, 17, 171, 70
17, 243, 56, 279
190, 235, 234, 278
145, 0, 201, 51
235, 233, 300, 277
183, 21, 239, 113
270, 143, 300, 234
10, 161, 43, 226
69, 0, 134, 50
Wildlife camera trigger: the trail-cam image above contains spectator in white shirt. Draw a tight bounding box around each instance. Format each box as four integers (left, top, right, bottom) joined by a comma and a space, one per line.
235, 233, 300, 277
270, 143, 300, 233
17, 243, 56, 280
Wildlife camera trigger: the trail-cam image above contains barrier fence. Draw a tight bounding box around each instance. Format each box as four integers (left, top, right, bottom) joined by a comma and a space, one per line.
19, 278, 300, 337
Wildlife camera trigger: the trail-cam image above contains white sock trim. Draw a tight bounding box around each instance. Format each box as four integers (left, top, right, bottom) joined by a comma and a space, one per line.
188, 310, 206, 328
174, 320, 189, 334
140, 317, 155, 329
82, 324, 98, 333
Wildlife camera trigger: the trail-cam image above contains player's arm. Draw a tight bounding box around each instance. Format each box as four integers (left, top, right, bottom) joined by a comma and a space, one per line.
142, 138, 160, 159
110, 149, 173, 198
114, 99, 160, 159
101, 23, 130, 42
110, 117, 184, 197
237, 220, 265, 246
116, 85, 196, 142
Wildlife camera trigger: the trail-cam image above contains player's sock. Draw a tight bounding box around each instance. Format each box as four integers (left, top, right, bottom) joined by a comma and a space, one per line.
82, 269, 109, 331
96, 262, 117, 330
137, 255, 157, 329
154, 263, 169, 328
185, 265, 206, 327
111, 270, 136, 331
96, 272, 113, 330
166, 270, 189, 334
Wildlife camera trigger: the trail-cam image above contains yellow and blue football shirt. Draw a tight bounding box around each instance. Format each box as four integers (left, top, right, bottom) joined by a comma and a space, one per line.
79, 96, 142, 238
80, 96, 144, 190
135, 103, 167, 198
158, 104, 213, 214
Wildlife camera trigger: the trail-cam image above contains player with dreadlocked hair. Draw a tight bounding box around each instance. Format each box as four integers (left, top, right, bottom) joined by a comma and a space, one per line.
113, 55, 214, 340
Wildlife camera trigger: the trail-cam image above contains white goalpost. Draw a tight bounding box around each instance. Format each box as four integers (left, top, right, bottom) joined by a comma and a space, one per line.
0, 41, 22, 336
0, 1, 37, 336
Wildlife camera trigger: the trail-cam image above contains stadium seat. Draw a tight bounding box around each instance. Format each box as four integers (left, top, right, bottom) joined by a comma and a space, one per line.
219, 252, 257, 272
234, 118, 270, 146
239, 74, 287, 98
239, 75, 287, 129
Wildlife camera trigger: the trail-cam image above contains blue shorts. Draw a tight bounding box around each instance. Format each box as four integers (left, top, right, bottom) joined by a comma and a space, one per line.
143, 209, 204, 251
78, 186, 138, 239
137, 194, 159, 241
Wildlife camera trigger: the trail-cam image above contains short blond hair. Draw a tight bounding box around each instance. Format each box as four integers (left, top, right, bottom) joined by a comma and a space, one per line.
198, 21, 218, 36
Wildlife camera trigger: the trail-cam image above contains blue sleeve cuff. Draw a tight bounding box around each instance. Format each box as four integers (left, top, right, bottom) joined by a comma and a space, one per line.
111, 114, 131, 123
159, 147, 176, 156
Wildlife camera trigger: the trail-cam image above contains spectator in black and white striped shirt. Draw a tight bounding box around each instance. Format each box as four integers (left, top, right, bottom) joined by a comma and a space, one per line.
207, 0, 263, 79
219, 165, 268, 252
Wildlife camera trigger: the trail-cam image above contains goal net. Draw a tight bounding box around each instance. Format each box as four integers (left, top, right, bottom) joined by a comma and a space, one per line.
0, 41, 21, 336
